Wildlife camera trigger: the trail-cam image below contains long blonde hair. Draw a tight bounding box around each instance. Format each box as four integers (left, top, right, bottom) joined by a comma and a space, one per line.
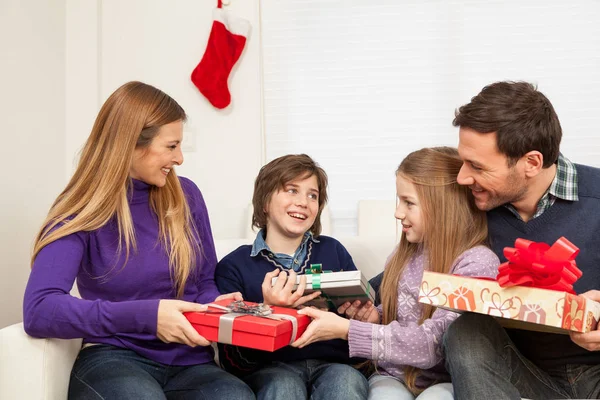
380, 147, 488, 393
32, 81, 199, 297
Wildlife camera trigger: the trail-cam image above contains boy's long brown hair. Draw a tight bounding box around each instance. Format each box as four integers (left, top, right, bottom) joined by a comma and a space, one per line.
32, 81, 199, 297
379, 147, 488, 393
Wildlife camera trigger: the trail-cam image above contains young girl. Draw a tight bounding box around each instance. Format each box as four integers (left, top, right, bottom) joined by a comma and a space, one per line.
215, 154, 368, 400
291, 147, 500, 400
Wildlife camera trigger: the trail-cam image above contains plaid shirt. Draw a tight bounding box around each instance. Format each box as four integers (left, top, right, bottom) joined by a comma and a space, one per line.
505, 154, 578, 220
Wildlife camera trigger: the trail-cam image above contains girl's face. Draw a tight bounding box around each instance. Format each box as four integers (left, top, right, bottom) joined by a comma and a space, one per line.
130, 120, 184, 187
265, 174, 319, 242
395, 174, 424, 243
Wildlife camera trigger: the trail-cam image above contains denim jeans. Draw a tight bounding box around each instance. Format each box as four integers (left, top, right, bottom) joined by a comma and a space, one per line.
443, 313, 600, 400
242, 359, 368, 400
368, 374, 454, 400
68, 344, 255, 400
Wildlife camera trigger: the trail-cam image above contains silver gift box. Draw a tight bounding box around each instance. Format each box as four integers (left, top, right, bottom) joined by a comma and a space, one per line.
271, 270, 375, 309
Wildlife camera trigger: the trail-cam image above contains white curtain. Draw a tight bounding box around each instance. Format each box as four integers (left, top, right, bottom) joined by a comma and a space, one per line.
261, 0, 600, 236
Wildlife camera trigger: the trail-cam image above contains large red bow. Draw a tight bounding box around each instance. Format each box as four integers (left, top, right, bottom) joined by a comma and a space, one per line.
496, 237, 582, 294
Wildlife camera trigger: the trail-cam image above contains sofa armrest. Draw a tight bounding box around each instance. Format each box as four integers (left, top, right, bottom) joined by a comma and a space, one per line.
0, 323, 82, 400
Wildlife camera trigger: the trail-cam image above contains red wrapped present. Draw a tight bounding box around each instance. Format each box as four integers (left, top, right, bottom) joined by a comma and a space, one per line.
185, 300, 310, 352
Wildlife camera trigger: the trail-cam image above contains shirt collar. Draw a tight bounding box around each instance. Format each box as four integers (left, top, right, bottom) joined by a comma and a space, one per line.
250, 229, 319, 257
547, 153, 578, 201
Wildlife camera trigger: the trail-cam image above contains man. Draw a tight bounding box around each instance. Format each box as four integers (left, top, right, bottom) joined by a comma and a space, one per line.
444, 81, 600, 399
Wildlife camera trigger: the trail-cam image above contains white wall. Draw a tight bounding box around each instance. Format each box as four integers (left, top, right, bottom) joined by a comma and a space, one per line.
0, 0, 66, 328
66, 0, 264, 240
1, 0, 262, 328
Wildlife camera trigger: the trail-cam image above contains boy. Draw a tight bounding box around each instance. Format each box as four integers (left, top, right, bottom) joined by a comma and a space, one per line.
215, 154, 368, 400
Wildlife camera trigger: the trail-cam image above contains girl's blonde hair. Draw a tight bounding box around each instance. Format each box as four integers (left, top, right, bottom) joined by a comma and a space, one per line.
32, 81, 199, 297
380, 147, 488, 393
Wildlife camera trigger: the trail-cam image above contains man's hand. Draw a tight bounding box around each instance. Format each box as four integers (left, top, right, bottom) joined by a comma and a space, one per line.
338, 300, 381, 323
261, 269, 322, 308
570, 290, 600, 351
291, 307, 350, 348
157, 300, 210, 347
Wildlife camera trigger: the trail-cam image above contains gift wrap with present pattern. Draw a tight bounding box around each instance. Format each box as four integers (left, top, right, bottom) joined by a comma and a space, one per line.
419, 271, 600, 334
272, 270, 375, 309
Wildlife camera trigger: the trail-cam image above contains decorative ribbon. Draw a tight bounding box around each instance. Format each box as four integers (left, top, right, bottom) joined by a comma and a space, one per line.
496, 237, 582, 294
306, 264, 332, 290
304, 265, 372, 309
207, 301, 299, 345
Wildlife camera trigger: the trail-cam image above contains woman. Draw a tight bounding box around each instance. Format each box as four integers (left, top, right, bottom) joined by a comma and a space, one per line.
23, 81, 254, 399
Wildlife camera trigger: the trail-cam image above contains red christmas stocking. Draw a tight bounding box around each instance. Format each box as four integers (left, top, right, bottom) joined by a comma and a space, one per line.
191, 1, 250, 109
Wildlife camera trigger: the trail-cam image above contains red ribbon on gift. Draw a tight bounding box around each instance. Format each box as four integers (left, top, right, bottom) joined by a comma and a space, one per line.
496, 237, 583, 294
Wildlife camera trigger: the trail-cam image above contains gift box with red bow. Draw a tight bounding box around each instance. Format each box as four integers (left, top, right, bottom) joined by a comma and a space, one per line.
418, 237, 600, 333
185, 299, 310, 352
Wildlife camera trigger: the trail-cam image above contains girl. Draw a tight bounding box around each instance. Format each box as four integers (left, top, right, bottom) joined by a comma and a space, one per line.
23, 81, 254, 399
291, 147, 500, 399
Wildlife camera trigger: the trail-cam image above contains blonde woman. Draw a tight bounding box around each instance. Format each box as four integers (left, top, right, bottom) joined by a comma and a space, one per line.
23, 82, 254, 400
290, 147, 500, 399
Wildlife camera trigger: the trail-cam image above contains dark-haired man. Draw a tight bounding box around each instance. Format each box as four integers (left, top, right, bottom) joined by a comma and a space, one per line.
444, 81, 600, 399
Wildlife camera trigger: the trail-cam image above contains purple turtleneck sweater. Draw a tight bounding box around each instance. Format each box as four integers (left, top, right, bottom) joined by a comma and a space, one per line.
23, 177, 221, 366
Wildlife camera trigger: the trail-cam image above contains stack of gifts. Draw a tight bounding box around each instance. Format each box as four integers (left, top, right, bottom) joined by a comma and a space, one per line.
271, 264, 375, 309
185, 299, 310, 351
418, 237, 600, 334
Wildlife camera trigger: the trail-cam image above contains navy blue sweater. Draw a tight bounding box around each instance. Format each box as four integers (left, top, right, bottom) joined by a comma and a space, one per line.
488, 163, 600, 368
215, 235, 360, 376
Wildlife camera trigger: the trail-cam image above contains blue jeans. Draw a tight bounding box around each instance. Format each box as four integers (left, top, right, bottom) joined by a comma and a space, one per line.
68, 345, 255, 400
443, 313, 600, 399
243, 359, 368, 400
368, 374, 453, 400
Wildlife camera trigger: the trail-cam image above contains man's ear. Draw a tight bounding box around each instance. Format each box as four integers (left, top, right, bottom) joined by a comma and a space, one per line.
522, 151, 544, 177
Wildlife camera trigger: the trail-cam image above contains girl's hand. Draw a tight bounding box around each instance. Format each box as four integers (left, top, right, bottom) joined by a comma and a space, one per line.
338, 300, 381, 323
262, 269, 322, 308
215, 291, 243, 302
291, 307, 350, 348
157, 300, 210, 347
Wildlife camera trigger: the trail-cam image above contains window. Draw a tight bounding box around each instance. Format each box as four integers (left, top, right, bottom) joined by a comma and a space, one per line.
261, 0, 600, 235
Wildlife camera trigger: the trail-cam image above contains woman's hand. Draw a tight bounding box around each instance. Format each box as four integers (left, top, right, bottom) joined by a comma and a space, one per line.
157, 300, 210, 347
261, 269, 322, 308
291, 307, 350, 348
338, 300, 381, 323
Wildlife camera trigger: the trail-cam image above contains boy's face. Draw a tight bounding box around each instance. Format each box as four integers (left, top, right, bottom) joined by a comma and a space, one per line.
265, 174, 320, 241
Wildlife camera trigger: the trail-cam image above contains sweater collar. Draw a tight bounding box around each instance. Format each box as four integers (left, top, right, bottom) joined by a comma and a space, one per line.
128, 178, 152, 204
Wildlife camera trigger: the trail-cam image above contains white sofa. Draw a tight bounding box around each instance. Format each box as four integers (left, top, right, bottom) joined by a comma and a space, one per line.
0, 201, 398, 400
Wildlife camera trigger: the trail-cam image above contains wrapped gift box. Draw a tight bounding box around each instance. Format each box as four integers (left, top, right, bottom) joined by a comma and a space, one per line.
419, 271, 600, 334
271, 269, 375, 309
185, 300, 310, 352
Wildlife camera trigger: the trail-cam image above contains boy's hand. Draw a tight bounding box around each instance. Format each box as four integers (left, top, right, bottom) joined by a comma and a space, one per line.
570, 290, 600, 351
262, 269, 322, 308
215, 292, 243, 302
338, 300, 381, 323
